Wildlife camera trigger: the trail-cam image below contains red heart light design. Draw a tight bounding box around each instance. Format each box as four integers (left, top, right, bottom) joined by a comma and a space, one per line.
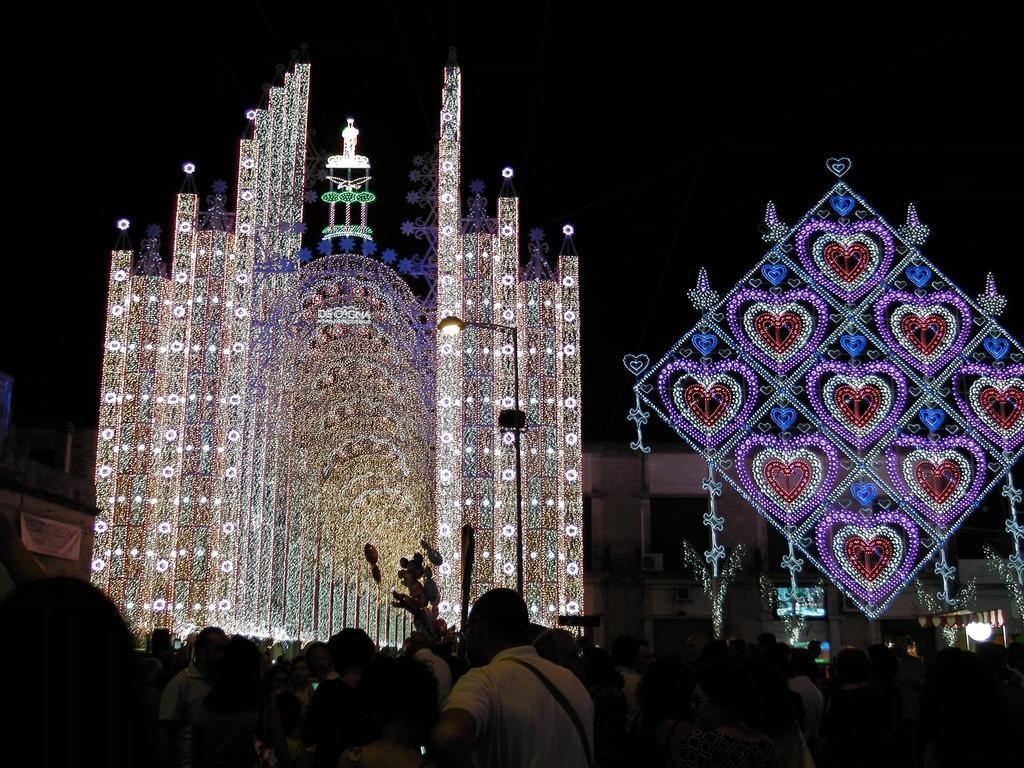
763, 459, 811, 504
913, 460, 961, 504
833, 384, 882, 429
823, 242, 871, 283
754, 311, 803, 354
899, 314, 948, 357
683, 383, 733, 428
843, 535, 893, 582
979, 386, 1024, 431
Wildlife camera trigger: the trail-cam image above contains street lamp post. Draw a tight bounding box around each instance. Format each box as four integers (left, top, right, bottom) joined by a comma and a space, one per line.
439, 315, 526, 597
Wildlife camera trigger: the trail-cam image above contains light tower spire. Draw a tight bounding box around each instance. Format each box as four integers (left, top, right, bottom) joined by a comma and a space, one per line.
321, 118, 375, 243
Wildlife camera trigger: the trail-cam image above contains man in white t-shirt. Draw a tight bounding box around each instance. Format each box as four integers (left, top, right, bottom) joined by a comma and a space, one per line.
432, 589, 594, 768
158, 626, 227, 768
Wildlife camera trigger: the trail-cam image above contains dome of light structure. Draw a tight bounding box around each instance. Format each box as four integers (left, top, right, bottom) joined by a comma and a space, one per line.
242, 252, 433, 639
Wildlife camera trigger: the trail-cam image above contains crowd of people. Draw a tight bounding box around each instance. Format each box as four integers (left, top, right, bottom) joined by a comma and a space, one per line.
4, 576, 1023, 767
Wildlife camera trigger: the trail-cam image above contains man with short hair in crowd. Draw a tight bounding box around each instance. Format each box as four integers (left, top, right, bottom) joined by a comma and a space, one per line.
158, 626, 228, 768
305, 627, 378, 768
305, 640, 336, 686
431, 588, 594, 768
533, 627, 586, 683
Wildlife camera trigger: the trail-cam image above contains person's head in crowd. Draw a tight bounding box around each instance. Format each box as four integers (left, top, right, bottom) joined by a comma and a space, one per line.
755, 632, 777, 652
205, 635, 263, 713
635, 637, 653, 674
807, 639, 822, 660
920, 648, 1013, 765
0, 577, 153, 766
693, 662, 750, 729
892, 635, 914, 657
684, 633, 708, 665
140, 656, 164, 685
405, 631, 431, 654
194, 625, 228, 674
582, 646, 624, 690
275, 692, 302, 739
611, 633, 639, 670
362, 655, 439, 747
975, 642, 1008, 678
788, 648, 818, 681
305, 641, 334, 681
834, 647, 870, 687
726, 637, 748, 664
699, 639, 730, 667
868, 643, 898, 686
269, 662, 290, 694
762, 642, 790, 678
464, 588, 530, 666
638, 654, 695, 725
534, 628, 586, 681
288, 655, 310, 689
327, 627, 377, 678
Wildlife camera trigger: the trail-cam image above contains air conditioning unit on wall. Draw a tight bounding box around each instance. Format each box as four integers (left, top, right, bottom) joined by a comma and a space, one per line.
641, 553, 664, 572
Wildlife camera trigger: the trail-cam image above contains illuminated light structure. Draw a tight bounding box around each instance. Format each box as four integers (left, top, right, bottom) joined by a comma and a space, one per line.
434, 59, 584, 627
633, 159, 1024, 619
94, 64, 431, 643
241, 115, 433, 642
92, 65, 313, 635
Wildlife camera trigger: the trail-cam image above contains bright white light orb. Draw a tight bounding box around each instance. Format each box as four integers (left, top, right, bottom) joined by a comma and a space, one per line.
966, 622, 992, 642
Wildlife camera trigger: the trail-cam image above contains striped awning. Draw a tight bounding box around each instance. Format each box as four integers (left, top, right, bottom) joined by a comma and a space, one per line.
918, 609, 1006, 628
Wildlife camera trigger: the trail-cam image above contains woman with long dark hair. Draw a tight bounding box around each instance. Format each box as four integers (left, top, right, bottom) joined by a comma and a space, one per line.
192, 636, 289, 768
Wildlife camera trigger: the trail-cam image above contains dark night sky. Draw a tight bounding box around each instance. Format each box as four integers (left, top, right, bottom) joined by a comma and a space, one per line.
6, 5, 1023, 455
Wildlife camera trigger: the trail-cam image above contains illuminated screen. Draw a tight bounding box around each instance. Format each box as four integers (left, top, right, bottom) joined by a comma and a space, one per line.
776, 586, 827, 619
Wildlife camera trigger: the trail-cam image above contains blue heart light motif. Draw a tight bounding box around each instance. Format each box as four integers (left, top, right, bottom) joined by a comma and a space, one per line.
761, 263, 788, 286
770, 406, 798, 430
839, 334, 867, 357
850, 482, 879, 507
692, 333, 718, 356
905, 265, 932, 288
918, 407, 945, 432
830, 195, 856, 216
984, 337, 1010, 361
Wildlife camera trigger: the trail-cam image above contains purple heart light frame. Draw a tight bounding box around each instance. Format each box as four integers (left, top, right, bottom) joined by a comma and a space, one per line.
725, 288, 830, 376
884, 434, 987, 528
657, 358, 760, 450
734, 433, 840, 527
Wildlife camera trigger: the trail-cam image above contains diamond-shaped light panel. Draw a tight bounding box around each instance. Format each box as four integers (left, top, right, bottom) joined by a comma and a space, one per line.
636, 181, 1024, 618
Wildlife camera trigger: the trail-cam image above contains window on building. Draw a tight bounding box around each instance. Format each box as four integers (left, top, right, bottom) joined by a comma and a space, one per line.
649, 496, 710, 573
